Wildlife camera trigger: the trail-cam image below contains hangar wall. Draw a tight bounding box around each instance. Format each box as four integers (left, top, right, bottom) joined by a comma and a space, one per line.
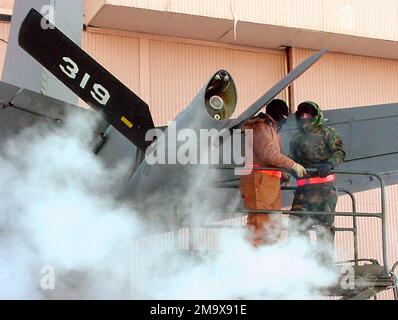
0, 0, 13, 14
0, 22, 9, 75
291, 48, 398, 109
96, 0, 398, 42
82, 27, 287, 125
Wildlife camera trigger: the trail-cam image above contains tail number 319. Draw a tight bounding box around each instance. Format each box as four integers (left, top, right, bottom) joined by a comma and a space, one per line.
59, 57, 110, 106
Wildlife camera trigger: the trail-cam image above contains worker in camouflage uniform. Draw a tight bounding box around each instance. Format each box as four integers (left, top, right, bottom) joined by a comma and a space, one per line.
289, 101, 346, 264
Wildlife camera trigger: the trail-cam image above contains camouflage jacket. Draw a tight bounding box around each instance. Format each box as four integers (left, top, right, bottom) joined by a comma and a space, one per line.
289, 102, 346, 172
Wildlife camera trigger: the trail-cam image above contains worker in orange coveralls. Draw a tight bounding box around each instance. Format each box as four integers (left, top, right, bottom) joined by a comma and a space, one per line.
240, 99, 306, 247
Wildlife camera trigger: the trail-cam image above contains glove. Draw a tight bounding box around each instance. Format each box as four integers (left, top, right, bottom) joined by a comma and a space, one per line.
281, 172, 291, 184
291, 162, 307, 178
318, 162, 334, 177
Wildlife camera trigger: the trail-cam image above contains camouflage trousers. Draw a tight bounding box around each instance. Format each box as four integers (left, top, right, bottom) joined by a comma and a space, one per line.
289, 184, 337, 266
289, 184, 337, 264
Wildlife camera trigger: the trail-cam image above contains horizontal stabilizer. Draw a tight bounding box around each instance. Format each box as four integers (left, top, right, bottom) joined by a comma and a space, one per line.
0, 79, 91, 139
18, 9, 154, 150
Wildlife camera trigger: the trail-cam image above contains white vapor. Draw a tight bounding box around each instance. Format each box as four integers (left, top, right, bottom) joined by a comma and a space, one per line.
0, 112, 339, 299
148, 230, 338, 300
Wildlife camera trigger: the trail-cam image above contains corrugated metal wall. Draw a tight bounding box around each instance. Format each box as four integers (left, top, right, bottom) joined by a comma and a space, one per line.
82, 31, 141, 96
0, 22, 9, 75
291, 48, 398, 109
106, 0, 233, 19
232, 0, 398, 41
0, 0, 13, 12
148, 37, 285, 125
4, 0, 398, 41
83, 28, 286, 125
104, 0, 398, 41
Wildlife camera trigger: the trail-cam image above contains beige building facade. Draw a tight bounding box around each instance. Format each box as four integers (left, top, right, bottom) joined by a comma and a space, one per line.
0, 0, 397, 299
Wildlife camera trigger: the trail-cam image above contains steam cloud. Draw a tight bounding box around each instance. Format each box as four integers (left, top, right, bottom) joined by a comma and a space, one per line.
0, 112, 338, 299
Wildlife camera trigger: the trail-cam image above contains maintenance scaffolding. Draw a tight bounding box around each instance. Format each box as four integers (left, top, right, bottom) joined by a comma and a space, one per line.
172, 166, 398, 300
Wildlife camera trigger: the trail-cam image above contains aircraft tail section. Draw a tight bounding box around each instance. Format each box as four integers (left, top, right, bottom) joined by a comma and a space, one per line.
0, 77, 142, 184
18, 8, 155, 151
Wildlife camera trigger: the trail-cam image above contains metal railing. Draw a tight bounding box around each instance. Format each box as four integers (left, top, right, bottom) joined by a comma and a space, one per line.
392, 261, 398, 300
204, 165, 390, 270
168, 166, 398, 299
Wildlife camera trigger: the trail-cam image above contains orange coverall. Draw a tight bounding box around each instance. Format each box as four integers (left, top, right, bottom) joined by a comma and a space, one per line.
240, 115, 295, 247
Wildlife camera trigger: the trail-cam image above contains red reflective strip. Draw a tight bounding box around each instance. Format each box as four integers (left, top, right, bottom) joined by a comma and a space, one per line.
296, 174, 336, 187
257, 170, 282, 178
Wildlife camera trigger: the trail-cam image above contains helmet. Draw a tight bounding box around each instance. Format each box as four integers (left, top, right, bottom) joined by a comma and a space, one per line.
266, 99, 289, 123
295, 101, 318, 119
295, 101, 324, 132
